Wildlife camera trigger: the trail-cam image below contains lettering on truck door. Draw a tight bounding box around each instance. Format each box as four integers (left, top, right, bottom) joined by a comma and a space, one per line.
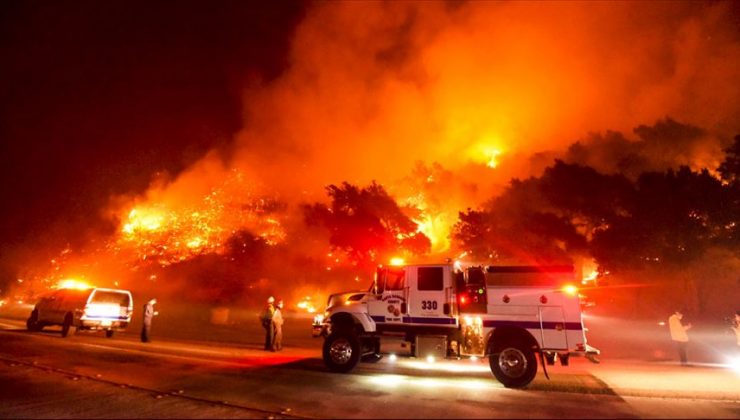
368, 267, 406, 324
407, 266, 454, 326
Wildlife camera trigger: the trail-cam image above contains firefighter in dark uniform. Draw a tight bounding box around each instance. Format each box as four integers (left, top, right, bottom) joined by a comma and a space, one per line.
141, 298, 158, 343
261, 296, 275, 350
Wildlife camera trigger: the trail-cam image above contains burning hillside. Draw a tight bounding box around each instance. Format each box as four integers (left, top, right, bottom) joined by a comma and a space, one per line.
114, 168, 287, 268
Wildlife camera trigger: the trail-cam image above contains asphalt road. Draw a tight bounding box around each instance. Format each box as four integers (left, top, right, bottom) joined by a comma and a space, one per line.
0, 317, 738, 419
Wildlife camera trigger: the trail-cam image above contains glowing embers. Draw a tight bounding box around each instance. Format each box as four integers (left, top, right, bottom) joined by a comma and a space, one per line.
115, 170, 286, 267
122, 208, 164, 234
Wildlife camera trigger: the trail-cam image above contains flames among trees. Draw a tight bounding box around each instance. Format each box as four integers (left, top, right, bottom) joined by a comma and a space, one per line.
453, 151, 738, 272
303, 182, 431, 269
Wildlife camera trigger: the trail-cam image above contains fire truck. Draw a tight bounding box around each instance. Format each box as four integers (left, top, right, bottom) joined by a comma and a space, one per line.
312, 262, 599, 388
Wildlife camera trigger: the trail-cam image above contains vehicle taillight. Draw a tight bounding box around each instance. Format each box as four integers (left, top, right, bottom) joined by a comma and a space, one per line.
459, 294, 468, 305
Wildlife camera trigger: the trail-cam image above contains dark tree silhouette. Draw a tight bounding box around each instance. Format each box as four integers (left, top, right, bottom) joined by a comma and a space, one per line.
454, 159, 737, 272
303, 182, 431, 267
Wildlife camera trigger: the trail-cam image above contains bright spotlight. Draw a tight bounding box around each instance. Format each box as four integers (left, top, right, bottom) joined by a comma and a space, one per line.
470, 356, 478, 362
389, 354, 397, 362
426, 355, 435, 363
729, 356, 740, 375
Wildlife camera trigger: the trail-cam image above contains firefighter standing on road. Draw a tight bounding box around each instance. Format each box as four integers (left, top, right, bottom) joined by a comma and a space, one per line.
732, 311, 740, 351
141, 298, 159, 343
668, 309, 692, 365
272, 299, 284, 351
261, 296, 275, 351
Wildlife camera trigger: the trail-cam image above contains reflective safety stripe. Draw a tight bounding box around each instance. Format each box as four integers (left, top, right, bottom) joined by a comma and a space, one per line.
369, 315, 583, 331
483, 320, 583, 331
370, 315, 455, 325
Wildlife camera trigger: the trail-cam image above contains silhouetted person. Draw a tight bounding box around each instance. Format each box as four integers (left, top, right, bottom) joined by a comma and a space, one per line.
732, 311, 740, 352
669, 309, 692, 365
141, 298, 158, 343
272, 300, 284, 351
261, 296, 275, 351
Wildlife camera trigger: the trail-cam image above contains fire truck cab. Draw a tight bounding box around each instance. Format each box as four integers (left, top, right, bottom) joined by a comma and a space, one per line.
312, 262, 599, 388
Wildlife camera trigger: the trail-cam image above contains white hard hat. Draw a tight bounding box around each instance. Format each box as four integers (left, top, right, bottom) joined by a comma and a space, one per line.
267, 296, 275, 304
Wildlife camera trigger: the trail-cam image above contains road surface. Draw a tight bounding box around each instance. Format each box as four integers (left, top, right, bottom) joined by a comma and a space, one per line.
0, 316, 738, 419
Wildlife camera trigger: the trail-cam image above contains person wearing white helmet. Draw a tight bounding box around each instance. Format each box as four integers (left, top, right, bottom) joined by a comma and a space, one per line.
261, 296, 276, 350
271, 299, 284, 351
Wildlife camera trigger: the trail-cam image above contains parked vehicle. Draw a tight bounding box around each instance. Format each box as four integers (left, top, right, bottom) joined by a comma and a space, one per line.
26, 287, 133, 338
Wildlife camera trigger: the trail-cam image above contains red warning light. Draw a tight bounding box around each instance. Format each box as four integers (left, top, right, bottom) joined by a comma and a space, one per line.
459, 294, 468, 305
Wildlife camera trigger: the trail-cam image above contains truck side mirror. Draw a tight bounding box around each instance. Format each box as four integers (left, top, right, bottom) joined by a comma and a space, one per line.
443, 303, 450, 315
401, 303, 407, 314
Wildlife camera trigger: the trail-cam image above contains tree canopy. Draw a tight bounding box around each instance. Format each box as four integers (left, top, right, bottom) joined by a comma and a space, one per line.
303, 182, 431, 267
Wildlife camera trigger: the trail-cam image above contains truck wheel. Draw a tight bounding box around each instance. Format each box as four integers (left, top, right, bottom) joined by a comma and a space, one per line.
489, 341, 537, 388
105, 330, 114, 338
61, 314, 73, 338
26, 310, 41, 332
323, 331, 361, 373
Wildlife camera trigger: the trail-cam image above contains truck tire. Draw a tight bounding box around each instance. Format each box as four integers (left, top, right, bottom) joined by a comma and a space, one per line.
489, 340, 537, 388
26, 310, 41, 332
323, 331, 361, 373
61, 313, 73, 338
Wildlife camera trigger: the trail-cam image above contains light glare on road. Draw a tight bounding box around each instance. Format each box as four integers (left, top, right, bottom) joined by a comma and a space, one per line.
398, 359, 491, 374
365, 374, 497, 391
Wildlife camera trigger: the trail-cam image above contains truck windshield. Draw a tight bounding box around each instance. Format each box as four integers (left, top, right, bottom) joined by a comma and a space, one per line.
91, 291, 130, 306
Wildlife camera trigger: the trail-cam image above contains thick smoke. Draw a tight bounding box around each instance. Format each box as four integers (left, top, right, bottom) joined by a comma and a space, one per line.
228, 1, 739, 194
113, 1, 740, 214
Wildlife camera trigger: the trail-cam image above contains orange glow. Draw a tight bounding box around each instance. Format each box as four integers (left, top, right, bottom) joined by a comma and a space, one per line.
402, 192, 454, 253
115, 169, 286, 267
296, 297, 317, 313
57, 279, 93, 290
562, 284, 579, 296
390, 257, 406, 266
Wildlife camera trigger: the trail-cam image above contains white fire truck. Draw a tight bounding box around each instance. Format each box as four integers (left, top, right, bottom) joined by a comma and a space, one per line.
312, 262, 599, 388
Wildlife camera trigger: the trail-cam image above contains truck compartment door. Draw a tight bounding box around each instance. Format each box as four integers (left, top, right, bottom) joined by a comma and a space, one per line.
407, 266, 455, 326
539, 306, 568, 350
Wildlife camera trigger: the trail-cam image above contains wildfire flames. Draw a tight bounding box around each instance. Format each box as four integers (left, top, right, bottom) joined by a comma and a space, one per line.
114, 169, 287, 267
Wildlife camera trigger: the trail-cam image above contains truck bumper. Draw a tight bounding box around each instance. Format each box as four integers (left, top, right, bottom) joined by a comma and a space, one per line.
79, 319, 129, 331
569, 343, 601, 363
